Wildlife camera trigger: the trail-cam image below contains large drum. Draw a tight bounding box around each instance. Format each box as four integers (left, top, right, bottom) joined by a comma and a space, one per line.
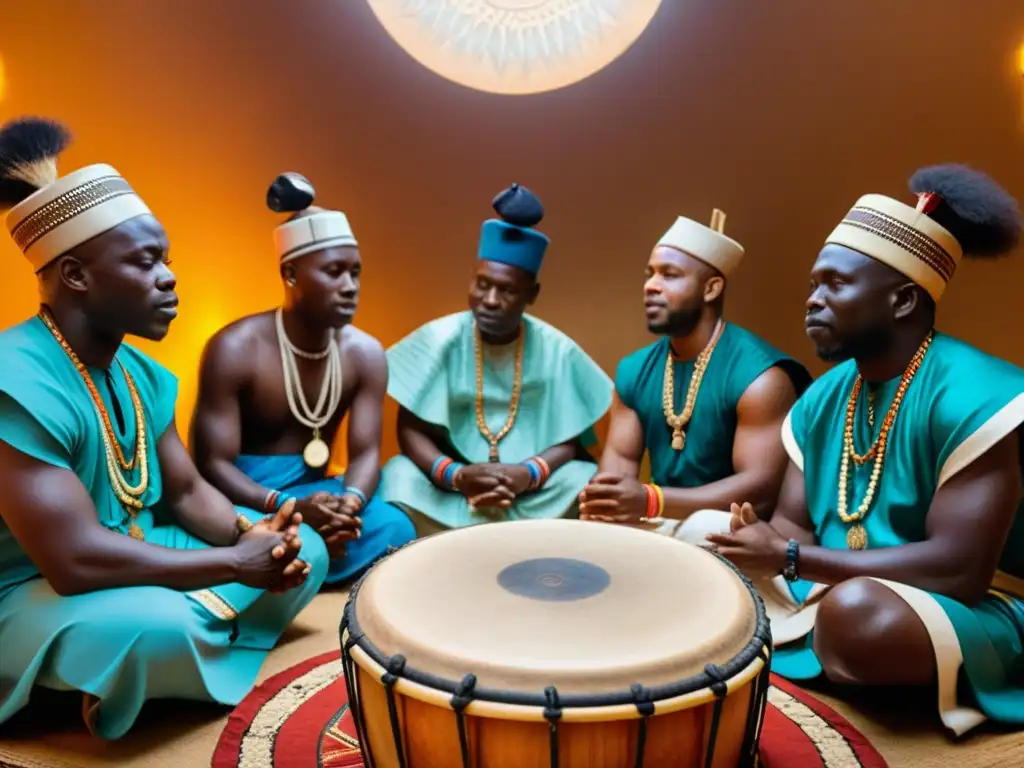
340, 519, 771, 768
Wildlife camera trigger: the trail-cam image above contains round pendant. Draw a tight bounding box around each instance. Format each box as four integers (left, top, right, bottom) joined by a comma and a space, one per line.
671, 431, 686, 451
128, 523, 145, 541
303, 437, 331, 468
846, 524, 868, 550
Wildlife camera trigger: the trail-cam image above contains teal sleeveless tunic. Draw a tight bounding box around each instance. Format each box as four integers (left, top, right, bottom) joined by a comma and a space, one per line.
0, 316, 329, 739
778, 332, 1024, 726
614, 323, 811, 486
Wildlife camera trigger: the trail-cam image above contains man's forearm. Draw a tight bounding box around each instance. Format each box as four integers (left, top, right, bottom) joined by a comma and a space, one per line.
537, 441, 579, 474
342, 452, 380, 498
172, 482, 244, 546
597, 449, 640, 478
398, 420, 448, 478
58, 530, 239, 595
661, 472, 777, 521
202, 458, 275, 512
794, 541, 983, 604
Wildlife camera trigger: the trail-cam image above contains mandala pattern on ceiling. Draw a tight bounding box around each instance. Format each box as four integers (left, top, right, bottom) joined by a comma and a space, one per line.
399, 0, 630, 70
366, 0, 663, 94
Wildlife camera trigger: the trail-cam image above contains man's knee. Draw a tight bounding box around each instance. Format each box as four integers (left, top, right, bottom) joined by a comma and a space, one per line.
813, 577, 931, 685
88, 588, 200, 655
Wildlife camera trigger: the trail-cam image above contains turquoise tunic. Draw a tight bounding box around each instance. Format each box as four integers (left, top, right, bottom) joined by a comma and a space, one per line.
0, 317, 329, 739
614, 323, 811, 486
777, 331, 1024, 725
233, 455, 414, 584
379, 311, 613, 529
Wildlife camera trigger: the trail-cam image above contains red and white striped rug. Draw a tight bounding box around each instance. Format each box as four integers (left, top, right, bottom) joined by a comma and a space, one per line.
213, 650, 887, 768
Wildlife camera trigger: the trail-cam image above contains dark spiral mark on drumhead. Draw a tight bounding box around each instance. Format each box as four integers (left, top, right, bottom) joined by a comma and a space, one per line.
497, 558, 610, 602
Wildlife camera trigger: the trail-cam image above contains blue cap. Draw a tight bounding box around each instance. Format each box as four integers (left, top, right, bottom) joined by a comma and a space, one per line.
477, 184, 549, 276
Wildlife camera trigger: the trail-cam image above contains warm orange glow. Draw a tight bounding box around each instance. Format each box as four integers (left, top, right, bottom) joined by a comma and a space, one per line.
0, 55, 6, 103
1019, 43, 1024, 76
1, 3, 1022, 474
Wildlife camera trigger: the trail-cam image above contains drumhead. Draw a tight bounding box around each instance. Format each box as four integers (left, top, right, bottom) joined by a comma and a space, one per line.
351, 519, 758, 695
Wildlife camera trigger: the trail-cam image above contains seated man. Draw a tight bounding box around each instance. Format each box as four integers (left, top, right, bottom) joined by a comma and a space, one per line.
191, 173, 415, 585
379, 184, 612, 535
705, 165, 1024, 735
580, 209, 811, 537
0, 118, 327, 739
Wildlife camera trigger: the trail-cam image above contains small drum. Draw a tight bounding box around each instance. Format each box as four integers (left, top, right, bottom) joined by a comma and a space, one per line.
340, 519, 771, 768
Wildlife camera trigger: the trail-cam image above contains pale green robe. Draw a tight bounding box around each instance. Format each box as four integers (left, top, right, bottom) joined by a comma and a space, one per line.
380, 311, 612, 529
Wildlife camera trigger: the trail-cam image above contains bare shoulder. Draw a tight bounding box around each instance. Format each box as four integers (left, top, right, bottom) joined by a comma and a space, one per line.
340, 325, 386, 369
200, 311, 275, 377
737, 365, 798, 420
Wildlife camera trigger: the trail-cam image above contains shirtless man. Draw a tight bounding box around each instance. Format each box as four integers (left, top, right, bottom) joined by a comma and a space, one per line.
191, 173, 415, 585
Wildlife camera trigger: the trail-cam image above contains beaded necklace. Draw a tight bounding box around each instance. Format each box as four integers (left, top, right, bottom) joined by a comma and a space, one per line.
838, 331, 933, 550
662, 318, 724, 451
473, 321, 525, 462
40, 308, 149, 539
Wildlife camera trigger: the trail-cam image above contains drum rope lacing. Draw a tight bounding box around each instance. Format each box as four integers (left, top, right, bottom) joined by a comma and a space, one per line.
630, 684, 655, 767
450, 673, 478, 767
702, 664, 730, 768
381, 655, 408, 768
339, 624, 373, 768
543, 686, 562, 767
339, 548, 774, 768
743, 641, 773, 767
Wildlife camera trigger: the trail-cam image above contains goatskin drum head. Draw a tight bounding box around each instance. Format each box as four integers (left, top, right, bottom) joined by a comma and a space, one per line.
354, 519, 757, 694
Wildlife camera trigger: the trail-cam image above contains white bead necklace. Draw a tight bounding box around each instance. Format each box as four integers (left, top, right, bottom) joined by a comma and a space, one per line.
275, 307, 343, 467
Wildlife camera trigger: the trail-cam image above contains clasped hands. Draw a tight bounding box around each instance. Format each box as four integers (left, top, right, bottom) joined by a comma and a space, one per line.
236, 501, 311, 593
453, 463, 534, 514
578, 472, 650, 523
293, 492, 363, 557
239, 492, 361, 587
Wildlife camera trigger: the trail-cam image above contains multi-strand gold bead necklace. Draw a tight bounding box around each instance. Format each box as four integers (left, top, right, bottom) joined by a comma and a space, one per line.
662, 319, 725, 451
838, 331, 933, 550
40, 308, 149, 539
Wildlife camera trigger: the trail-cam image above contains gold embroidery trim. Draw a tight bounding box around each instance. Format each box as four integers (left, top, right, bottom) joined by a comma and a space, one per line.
843, 207, 957, 281
11, 176, 135, 252
190, 589, 239, 621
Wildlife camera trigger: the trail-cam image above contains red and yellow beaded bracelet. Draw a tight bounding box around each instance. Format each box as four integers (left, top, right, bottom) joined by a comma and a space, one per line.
641, 483, 664, 522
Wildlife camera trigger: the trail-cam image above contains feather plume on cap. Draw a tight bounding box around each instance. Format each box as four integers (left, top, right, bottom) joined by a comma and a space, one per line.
909, 164, 1021, 259
0, 117, 72, 210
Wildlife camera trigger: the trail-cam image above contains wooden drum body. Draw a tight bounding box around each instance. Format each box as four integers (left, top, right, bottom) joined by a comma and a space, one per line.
340, 520, 771, 768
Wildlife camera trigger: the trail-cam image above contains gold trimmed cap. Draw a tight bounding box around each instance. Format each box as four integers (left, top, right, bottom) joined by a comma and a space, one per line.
825, 194, 961, 301
6, 164, 151, 272
655, 208, 744, 276
2, 116, 152, 271
825, 164, 1021, 302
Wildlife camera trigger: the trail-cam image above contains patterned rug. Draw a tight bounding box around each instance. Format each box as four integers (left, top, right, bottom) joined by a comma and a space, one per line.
213, 651, 888, 767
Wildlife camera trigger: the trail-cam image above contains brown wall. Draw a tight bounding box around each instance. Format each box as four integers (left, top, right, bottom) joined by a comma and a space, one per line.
1, 0, 1023, 463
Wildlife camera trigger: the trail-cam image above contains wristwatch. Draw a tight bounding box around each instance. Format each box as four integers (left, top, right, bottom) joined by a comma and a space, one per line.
782, 539, 800, 582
